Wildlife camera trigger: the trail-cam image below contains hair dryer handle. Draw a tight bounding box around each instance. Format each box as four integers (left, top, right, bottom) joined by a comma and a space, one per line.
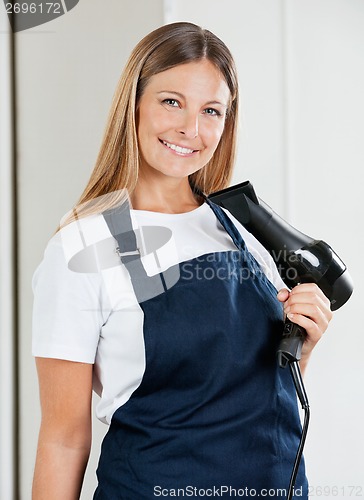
277, 320, 307, 368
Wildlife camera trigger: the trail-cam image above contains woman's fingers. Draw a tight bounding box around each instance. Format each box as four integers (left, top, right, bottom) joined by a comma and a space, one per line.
286, 304, 329, 343
276, 283, 333, 359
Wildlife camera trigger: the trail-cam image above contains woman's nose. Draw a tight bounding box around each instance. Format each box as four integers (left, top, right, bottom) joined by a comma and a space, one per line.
177, 111, 199, 139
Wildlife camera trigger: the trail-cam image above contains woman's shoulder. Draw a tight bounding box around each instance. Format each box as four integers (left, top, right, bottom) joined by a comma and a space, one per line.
34, 212, 117, 286
57, 211, 112, 247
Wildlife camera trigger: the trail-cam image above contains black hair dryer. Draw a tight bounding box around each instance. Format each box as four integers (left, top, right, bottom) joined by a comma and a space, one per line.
208, 181, 353, 368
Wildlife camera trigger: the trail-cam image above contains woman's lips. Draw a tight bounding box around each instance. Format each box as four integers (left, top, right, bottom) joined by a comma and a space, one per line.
160, 139, 199, 156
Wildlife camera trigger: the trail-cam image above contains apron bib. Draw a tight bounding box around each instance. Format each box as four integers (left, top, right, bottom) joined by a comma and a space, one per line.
94, 199, 308, 499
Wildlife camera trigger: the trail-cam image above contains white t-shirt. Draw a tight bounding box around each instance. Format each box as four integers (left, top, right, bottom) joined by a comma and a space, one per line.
32, 202, 286, 424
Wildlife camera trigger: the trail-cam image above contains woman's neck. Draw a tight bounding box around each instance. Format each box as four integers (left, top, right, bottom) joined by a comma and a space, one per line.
130, 177, 203, 214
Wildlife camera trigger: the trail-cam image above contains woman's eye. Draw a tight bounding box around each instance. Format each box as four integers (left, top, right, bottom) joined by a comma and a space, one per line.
162, 99, 179, 107
204, 108, 222, 117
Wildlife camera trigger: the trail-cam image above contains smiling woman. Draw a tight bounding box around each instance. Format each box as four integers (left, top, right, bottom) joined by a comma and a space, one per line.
31, 22, 332, 500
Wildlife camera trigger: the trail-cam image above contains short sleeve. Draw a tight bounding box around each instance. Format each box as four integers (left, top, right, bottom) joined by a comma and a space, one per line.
32, 231, 107, 363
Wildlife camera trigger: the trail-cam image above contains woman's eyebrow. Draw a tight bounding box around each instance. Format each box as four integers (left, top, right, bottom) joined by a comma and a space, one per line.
157, 90, 185, 98
205, 100, 228, 108
157, 90, 228, 107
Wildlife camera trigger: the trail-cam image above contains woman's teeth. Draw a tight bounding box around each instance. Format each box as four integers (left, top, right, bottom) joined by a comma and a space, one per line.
162, 140, 195, 154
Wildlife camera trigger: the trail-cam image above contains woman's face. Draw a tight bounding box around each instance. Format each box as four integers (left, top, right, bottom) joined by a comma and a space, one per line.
136, 59, 230, 183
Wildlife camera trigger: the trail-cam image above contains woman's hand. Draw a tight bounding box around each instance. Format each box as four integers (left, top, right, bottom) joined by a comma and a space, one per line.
277, 283, 333, 373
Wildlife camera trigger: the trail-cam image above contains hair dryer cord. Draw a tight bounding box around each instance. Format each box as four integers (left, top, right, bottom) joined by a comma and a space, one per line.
286, 361, 310, 500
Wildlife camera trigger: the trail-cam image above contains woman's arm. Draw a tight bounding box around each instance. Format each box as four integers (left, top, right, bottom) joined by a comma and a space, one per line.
277, 283, 333, 375
32, 358, 93, 500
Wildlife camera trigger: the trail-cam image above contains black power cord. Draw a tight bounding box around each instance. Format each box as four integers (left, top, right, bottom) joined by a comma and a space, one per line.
286, 361, 310, 500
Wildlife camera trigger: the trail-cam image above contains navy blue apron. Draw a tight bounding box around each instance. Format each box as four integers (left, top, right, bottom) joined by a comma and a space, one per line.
94, 199, 308, 499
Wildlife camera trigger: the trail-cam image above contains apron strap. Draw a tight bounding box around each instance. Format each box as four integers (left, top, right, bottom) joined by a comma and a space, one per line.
204, 196, 268, 280
204, 196, 246, 251
103, 202, 172, 304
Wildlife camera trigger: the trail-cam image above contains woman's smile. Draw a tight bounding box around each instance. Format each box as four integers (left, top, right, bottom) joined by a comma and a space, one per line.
159, 139, 199, 156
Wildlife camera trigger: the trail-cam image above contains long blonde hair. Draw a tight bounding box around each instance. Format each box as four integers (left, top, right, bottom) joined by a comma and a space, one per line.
66, 22, 239, 224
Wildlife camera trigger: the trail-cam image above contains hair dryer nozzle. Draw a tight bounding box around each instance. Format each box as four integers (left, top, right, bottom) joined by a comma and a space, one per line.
208, 181, 312, 254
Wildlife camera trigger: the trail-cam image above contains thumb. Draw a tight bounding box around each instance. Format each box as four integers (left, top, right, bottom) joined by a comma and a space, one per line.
277, 288, 289, 302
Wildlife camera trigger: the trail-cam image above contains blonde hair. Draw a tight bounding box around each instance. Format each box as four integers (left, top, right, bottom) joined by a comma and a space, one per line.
65, 22, 239, 224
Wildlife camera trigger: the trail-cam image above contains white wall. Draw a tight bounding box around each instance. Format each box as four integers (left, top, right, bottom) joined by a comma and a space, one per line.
13, 0, 364, 498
